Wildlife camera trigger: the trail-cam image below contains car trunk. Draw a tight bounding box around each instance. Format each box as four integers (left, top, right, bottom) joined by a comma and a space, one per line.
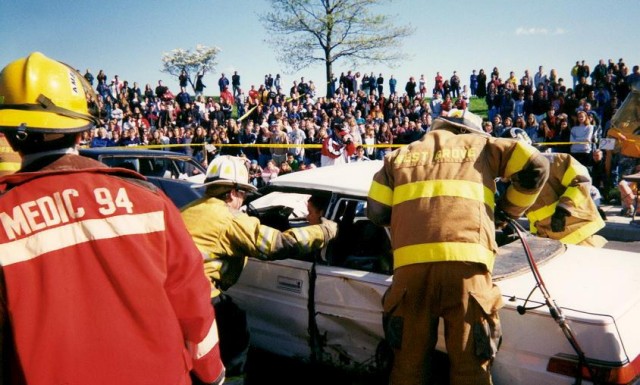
493, 242, 640, 384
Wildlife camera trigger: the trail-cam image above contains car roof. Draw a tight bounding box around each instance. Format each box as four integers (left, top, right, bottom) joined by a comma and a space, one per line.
79, 147, 196, 161
268, 161, 383, 197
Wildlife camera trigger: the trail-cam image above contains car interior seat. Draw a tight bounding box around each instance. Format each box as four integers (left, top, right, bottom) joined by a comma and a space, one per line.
138, 159, 155, 176
116, 160, 139, 173
343, 220, 393, 274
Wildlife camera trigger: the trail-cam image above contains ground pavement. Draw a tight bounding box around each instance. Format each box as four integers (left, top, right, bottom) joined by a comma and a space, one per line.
598, 204, 640, 242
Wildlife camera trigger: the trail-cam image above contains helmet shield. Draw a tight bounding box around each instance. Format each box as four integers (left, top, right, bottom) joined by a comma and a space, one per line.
501, 127, 533, 145
431, 109, 489, 137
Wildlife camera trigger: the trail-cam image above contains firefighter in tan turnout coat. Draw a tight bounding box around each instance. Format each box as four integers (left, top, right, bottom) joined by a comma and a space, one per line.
181, 155, 337, 384
501, 128, 607, 247
528, 152, 607, 247
367, 110, 549, 385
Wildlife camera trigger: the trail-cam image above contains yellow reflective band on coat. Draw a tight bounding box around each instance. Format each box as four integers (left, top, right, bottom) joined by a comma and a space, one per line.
505, 185, 538, 208
561, 161, 589, 187
290, 227, 313, 253
0, 162, 20, 172
526, 202, 557, 233
560, 217, 605, 245
291, 227, 309, 244
562, 185, 588, 207
256, 226, 275, 255
505, 142, 537, 178
394, 241, 496, 272
186, 318, 220, 360
368, 180, 393, 206
561, 165, 579, 187
393, 180, 494, 207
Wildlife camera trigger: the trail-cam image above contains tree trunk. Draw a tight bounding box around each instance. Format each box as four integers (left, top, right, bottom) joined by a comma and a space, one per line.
325, 47, 333, 98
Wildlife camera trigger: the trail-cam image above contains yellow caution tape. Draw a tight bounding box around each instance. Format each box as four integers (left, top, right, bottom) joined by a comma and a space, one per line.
534, 141, 590, 146
81, 143, 404, 150
81, 141, 592, 151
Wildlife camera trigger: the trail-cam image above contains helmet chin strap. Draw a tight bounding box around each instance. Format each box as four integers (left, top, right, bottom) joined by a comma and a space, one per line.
16, 123, 28, 141
14, 123, 69, 142
0, 94, 100, 129
35, 94, 100, 126
21, 146, 78, 167
42, 133, 66, 142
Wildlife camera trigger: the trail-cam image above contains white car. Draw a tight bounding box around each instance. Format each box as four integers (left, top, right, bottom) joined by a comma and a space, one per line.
229, 160, 640, 385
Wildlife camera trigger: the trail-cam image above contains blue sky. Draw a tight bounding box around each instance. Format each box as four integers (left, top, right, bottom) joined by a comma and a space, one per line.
1, 0, 638, 95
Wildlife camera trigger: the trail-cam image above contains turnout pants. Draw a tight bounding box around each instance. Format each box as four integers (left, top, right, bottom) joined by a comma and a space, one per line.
383, 262, 503, 385
212, 294, 250, 378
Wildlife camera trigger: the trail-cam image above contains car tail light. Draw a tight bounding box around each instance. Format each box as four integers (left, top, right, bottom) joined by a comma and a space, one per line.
547, 353, 640, 384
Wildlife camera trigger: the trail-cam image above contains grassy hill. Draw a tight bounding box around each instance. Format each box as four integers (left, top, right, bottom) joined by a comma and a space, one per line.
418, 96, 488, 119
209, 94, 489, 120
469, 97, 488, 118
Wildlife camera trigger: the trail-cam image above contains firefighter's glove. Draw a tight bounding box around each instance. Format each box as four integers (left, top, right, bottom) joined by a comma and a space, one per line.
320, 217, 338, 243
494, 209, 510, 230
551, 207, 569, 232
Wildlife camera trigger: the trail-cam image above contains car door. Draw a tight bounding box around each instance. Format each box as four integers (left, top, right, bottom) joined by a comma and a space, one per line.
231, 194, 393, 373
312, 197, 393, 373
230, 257, 315, 360
228, 195, 316, 361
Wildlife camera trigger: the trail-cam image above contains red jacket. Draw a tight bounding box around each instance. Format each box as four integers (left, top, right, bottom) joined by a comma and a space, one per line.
321, 131, 356, 159
321, 136, 344, 158
0, 154, 224, 385
220, 89, 234, 105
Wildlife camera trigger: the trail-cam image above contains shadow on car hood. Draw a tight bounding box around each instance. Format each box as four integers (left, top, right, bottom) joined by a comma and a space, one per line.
494, 236, 563, 280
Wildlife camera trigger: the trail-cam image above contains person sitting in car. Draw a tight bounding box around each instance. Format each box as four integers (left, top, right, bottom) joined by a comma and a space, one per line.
248, 159, 263, 188
307, 195, 330, 225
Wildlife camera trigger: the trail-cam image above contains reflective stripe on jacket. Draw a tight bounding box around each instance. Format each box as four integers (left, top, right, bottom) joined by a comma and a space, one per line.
367, 130, 549, 272
0, 154, 223, 385
0, 134, 20, 175
181, 196, 330, 298
526, 153, 605, 245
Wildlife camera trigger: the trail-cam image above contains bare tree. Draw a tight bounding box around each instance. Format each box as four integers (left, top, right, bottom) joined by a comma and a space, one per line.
161, 44, 220, 93
260, 0, 413, 97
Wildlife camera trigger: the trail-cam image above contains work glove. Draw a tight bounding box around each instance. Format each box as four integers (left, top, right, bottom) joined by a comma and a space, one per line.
551, 207, 569, 232
494, 209, 510, 230
320, 217, 338, 243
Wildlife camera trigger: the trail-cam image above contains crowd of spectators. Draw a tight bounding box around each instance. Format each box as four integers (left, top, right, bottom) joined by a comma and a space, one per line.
83, 58, 640, 204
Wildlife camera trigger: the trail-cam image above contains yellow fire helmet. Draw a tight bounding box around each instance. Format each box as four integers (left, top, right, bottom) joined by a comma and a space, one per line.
0, 52, 99, 134
193, 155, 257, 192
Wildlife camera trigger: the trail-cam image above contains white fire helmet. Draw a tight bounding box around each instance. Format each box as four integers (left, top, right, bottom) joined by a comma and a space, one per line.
193, 155, 257, 192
